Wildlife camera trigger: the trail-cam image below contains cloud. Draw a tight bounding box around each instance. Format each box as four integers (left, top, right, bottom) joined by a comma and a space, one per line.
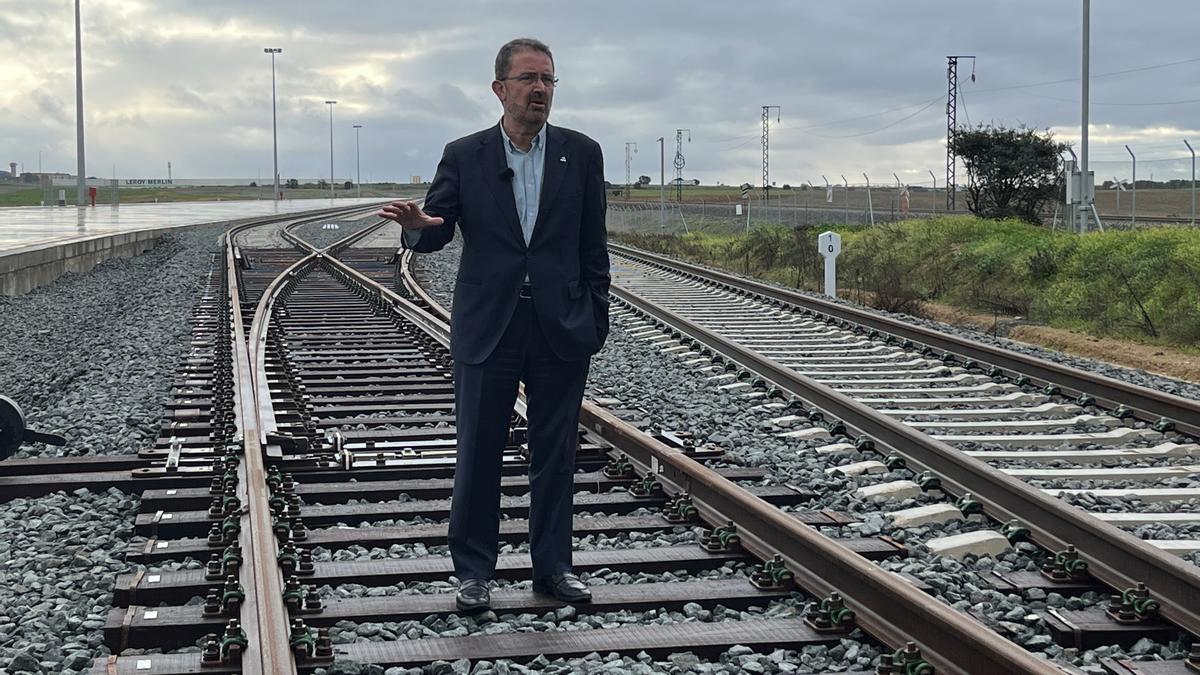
31, 89, 71, 126
0, 0, 1197, 183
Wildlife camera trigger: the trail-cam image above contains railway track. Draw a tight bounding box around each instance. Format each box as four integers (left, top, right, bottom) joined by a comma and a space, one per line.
607, 243, 1200, 648
5, 208, 1198, 673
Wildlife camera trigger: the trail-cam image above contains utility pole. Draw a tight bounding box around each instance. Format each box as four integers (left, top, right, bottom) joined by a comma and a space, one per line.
761, 106, 780, 209
325, 100, 337, 199
74, 0, 86, 206
264, 47, 282, 201
657, 137, 665, 228
353, 124, 363, 199
945, 55, 975, 211
673, 129, 691, 202
624, 142, 638, 200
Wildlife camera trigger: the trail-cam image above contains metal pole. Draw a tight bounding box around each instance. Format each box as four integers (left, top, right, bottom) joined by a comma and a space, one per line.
74, 0, 86, 206
674, 129, 690, 202
658, 137, 665, 228
761, 107, 780, 211
353, 124, 362, 200
892, 172, 901, 221
863, 173, 874, 226
325, 100, 337, 199
624, 142, 637, 200
928, 169, 937, 214
841, 175, 848, 224
805, 180, 813, 225
822, 176, 830, 223
265, 48, 282, 201
1080, 0, 1091, 232
1126, 144, 1135, 227
1185, 139, 1196, 226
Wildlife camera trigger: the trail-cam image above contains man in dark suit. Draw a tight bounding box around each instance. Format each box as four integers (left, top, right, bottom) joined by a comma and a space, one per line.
378, 37, 609, 614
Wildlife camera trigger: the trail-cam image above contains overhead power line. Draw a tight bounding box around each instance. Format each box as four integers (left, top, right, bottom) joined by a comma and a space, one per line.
1015, 90, 1200, 107
972, 55, 1200, 94
804, 98, 942, 139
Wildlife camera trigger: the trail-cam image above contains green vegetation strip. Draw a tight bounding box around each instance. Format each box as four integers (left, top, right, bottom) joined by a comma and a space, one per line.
612, 215, 1200, 348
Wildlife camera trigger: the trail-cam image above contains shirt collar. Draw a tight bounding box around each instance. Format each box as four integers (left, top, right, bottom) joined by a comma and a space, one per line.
499, 119, 546, 153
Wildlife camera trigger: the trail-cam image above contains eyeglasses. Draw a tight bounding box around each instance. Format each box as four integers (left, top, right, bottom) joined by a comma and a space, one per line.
499, 73, 558, 88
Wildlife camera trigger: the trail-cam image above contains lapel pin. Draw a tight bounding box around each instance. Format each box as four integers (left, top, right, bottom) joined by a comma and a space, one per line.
559, 156, 567, 162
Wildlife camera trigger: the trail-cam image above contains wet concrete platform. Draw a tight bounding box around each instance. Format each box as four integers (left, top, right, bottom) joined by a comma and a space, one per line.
0, 198, 388, 254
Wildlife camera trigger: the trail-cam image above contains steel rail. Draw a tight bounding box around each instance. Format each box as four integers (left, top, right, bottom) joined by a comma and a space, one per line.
610, 242, 1200, 438
389, 245, 1065, 674
223, 210, 389, 673
222, 222, 295, 675
607, 278, 1200, 641
577, 404, 1062, 675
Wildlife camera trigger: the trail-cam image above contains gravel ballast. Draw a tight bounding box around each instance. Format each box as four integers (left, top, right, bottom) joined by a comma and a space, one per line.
406, 239, 1193, 672
0, 488, 137, 674
1, 221, 243, 673
1, 222, 233, 459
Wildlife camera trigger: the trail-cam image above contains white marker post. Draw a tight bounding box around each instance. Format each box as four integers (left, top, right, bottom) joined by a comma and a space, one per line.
818, 230, 841, 298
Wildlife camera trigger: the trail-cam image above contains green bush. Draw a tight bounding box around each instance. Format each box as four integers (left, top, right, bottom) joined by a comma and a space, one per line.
1041, 229, 1200, 343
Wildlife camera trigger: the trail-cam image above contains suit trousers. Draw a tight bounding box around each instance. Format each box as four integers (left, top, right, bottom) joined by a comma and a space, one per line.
448, 294, 590, 581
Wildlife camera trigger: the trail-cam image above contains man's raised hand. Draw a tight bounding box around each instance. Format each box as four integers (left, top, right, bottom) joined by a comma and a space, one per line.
377, 200, 445, 230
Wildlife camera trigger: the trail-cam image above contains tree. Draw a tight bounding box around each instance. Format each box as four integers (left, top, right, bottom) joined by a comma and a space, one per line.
286, 178, 299, 189
637, 175, 651, 186
950, 124, 1066, 224
343, 181, 354, 190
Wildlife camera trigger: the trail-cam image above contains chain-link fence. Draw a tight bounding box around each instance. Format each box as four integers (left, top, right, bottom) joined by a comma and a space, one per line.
606, 193, 938, 235
40, 177, 120, 206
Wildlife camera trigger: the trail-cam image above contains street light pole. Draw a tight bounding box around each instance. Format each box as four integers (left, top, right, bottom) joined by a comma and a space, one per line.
264, 48, 282, 201
74, 0, 86, 206
325, 100, 337, 199
353, 124, 362, 200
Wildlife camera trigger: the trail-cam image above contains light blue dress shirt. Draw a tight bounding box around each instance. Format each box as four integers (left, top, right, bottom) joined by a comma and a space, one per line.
404, 121, 547, 257
499, 121, 547, 246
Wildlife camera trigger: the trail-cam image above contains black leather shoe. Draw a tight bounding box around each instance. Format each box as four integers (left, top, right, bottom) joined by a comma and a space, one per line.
532, 573, 592, 603
456, 579, 491, 614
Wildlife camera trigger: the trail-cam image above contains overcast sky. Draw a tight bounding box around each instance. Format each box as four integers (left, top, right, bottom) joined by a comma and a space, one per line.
2, 0, 1198, 187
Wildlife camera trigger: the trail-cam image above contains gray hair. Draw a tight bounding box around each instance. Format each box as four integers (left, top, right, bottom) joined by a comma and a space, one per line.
494, 38, 553, 80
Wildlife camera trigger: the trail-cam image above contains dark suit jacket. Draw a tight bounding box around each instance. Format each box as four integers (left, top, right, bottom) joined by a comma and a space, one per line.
403, 123, 610, 365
